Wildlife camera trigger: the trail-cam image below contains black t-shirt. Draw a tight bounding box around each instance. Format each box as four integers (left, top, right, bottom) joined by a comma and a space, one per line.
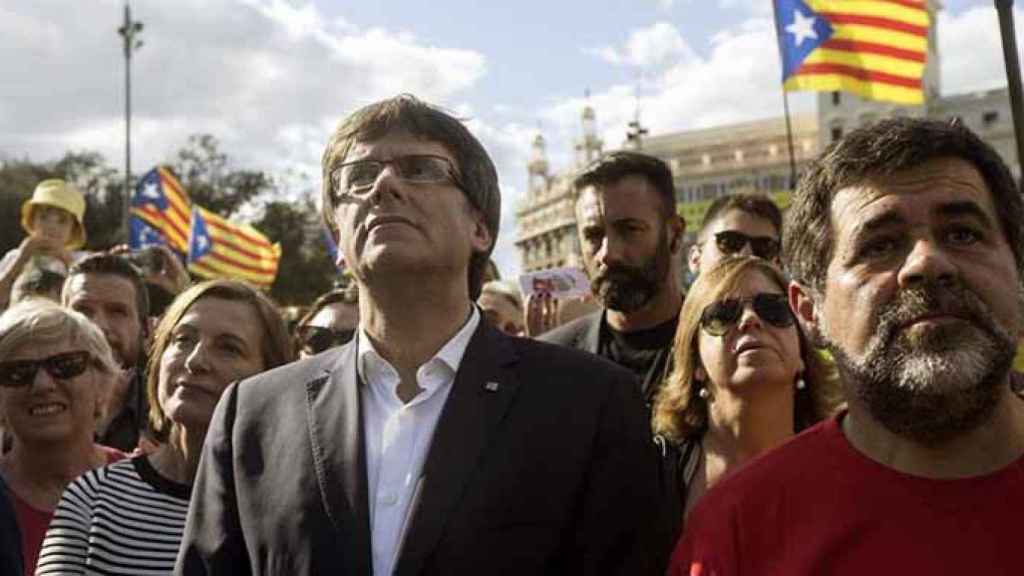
599, 313, 678, 405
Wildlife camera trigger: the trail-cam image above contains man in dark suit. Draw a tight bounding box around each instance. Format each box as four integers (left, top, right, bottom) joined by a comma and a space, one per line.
539, 152, 685, 406
176, 95, 667, 575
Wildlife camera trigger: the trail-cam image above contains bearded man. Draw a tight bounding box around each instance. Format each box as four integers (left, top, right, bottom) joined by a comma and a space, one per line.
669, 117, 1024, 575
540, 151, 686, 406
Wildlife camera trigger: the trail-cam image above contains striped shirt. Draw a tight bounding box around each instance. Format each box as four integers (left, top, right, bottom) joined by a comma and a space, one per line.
34, 456, 190, 575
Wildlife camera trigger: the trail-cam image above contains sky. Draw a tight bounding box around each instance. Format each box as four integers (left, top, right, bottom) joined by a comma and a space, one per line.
0, 0, 1017, 280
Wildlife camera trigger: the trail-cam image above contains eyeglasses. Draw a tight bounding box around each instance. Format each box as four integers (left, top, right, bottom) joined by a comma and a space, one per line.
0, 351, 92, 388
700, 293, 794, 336
330, 154, 462, 202
713, 231, 781, 261
298, 326, 356, 355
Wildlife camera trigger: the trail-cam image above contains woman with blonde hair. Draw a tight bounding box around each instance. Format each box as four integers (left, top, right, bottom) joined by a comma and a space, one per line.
0, 299, 124, 576
653, 256, 840, 536
36, 280, 294, 575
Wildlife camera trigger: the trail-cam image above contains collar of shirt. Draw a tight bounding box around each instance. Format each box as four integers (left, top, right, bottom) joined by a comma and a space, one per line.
356, 306, 480, 406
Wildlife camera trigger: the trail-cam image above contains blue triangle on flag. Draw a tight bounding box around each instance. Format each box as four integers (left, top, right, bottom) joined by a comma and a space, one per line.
129, 216, 167, 250
188, 208, 213, 263
774, 0, 833, 80
133, 168, 168, 210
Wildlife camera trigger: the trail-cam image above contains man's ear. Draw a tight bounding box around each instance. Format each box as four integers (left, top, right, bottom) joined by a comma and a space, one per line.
669, 215, 685, 255
788, 280, 825, 348
470, 212, 494, 254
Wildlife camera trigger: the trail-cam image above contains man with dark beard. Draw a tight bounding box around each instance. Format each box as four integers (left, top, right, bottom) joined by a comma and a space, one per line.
669, 118, 1024, 576
540, 151, 685, 406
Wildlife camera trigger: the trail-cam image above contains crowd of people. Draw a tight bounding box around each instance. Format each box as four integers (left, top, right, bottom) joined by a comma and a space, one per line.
0, 94, 1021, 575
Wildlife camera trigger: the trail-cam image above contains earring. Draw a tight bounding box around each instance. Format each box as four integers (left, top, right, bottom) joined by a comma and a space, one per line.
698, 387, 710, 399
796, 376, 806, 390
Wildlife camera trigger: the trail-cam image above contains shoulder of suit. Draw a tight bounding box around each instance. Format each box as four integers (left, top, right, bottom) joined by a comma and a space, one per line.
536, 310, 601, 347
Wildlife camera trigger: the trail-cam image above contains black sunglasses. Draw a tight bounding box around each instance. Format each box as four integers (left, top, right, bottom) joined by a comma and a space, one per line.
0, 350, 92, 388
298, 326, 356, 355
714, 230, 781, 261
700, 293, 794, 336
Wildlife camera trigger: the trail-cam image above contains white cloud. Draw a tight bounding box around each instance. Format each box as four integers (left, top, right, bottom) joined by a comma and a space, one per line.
588, 21, 695, 70
939, 5, 1024, 95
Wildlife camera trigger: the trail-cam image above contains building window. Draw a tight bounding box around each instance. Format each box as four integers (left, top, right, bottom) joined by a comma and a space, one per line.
983, 110, 999, 127
832, 92, 841, 106
831, 126, 843, 142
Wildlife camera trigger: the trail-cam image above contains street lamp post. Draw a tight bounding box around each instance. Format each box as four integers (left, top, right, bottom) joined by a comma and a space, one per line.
118, 2, 143, 242
995, 0, 1024, 190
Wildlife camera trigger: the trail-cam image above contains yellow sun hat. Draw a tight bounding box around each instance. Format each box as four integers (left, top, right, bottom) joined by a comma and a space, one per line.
20, 179, 87, 249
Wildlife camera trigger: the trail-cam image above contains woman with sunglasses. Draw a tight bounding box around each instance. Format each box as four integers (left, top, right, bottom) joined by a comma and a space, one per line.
36, 280, 294, 575
0, 299, 124, 576
652, 256, 840, 537
294, 285, 359, 358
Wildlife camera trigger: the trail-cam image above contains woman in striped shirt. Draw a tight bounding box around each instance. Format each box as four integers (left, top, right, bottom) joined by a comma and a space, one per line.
36, 280, 295, 575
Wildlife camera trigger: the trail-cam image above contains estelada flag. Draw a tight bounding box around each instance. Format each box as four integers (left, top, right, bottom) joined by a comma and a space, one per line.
773, 0, 929, 105
187, 205, 281, 288
131, 167, 192, 253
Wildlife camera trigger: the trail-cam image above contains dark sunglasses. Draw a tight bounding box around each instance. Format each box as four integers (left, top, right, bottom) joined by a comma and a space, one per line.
714, 230, 781, 261
298, 326, 356, 355
700, 293, 794, 336
0, 350, 92, 388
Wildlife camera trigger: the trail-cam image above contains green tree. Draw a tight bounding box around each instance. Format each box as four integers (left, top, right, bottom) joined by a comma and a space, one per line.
0, 152, 124, 255
254, 199, 338, 306
169, 134, 273, 218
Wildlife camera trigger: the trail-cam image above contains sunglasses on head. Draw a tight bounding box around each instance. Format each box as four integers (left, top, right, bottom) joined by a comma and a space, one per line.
0, 350, 92, 388
714, 230, 781, 261
700, 293, 794, 336
298, 326, 356, 355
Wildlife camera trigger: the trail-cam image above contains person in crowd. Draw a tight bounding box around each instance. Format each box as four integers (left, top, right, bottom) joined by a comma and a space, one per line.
0, 475, 24, 576
652, 256, 838, 539
294, 283, 360, 358
0, 300, 124, 575
477, 280, 524, 336
0, 180, 86, 310
9, 265, 65, 306
687, 192, 782, 277
539, 151, 686, 407
176, 95, 666, 575
36, 280, 293, 575
61, 253, 151, 453
671, 117, 1024, 575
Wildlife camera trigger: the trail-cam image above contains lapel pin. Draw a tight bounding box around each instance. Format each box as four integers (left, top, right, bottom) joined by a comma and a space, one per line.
484, 381, 500, 393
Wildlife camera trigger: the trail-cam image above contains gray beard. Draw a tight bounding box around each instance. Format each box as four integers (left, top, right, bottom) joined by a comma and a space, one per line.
821, 280, 1017, 447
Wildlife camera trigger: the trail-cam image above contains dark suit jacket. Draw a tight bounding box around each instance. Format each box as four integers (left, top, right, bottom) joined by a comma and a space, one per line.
176, 320, 668, 575
539, 311, 602, 355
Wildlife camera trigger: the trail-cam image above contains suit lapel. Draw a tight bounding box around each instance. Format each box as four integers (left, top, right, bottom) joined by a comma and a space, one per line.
304, 343, 372, 573
581, 310, 603, 353
394, 323, 521, 575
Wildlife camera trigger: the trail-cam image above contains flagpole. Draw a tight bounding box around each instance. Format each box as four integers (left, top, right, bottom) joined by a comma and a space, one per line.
772, 0, 799, 191
996, 0, 1024, 191
118, 1, 144, 242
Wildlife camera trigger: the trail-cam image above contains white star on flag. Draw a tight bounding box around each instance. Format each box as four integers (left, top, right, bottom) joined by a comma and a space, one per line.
786, 9, 817, 47
197, 236, 209, 251
143, 180, 161, 199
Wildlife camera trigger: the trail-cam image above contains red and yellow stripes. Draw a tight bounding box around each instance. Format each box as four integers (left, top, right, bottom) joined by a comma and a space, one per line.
188, 205, 281, 288
788, 0, 929, 104
131, 167, 192, 252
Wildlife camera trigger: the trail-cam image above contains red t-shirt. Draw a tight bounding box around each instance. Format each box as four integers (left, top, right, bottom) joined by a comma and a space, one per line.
670, 412, 1024, 576
9, 445, 125, 576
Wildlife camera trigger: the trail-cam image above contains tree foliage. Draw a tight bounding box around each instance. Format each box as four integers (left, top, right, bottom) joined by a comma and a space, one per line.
168, 134, 273, 218
255, 199, 338, 306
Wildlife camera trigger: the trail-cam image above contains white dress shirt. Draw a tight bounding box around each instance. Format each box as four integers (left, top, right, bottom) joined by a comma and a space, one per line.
358, 307, 480, 576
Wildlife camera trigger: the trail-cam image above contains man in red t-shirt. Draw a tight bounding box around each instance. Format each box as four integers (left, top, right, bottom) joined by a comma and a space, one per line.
670, 117, 1024, 575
